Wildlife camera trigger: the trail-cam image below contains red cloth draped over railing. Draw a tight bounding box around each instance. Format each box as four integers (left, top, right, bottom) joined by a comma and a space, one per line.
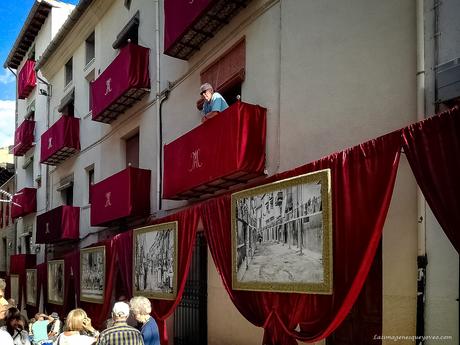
18, 59, 36, 99
9, 254, 36, 310
201, 131, 401, 344
11, 187, 37, 219
163, 101, 266, 199
90, 167, 151, 226
40, 116, 80, 165
402, 106, 460, 252
164, 0, 212, 54
91, 43, 150, 123
13, 120, 35, 156
36, 206, 80, 243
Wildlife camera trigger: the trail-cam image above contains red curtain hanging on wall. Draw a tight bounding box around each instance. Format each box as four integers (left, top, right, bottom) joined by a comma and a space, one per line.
201, 131, 401, 344
402, 106, 460, 252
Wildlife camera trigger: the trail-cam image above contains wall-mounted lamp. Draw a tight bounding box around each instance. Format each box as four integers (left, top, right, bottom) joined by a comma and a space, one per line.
39, 89, 48, 96
34, 244, 41, 253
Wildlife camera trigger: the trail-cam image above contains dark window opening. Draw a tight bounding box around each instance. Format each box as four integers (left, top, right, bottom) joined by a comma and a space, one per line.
61, 185, 74, 206
59, 89, 75, 117
28, 46, 35, 60
24, 235, 31, 255
88, 168, 94, 204
220, 83, 242, 107
125, 133, 139, 168
85, 32, 95, 65
113, 11, 139, 49
65, 58, 73, 85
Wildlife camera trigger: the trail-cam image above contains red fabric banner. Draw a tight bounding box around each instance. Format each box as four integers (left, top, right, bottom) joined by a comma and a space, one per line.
90, 167, 151, 226
11, 187, 37, 219
18, 59, 36, 99
40, 116, 80, 165
164, 0, 212, 54
13, 120, 35, 156
402, 106, 460, 252
90, 43, 150, 122
201, 131, 401, 344
163, 101, 266, 199
36, 206, 80, 244
9, 254, 36, 310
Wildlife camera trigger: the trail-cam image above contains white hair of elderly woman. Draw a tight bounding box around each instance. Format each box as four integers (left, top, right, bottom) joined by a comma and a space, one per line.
129, 296, 152, 316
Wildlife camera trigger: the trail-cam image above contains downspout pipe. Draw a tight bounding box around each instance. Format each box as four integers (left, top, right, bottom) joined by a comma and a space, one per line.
416, 0, 427, 342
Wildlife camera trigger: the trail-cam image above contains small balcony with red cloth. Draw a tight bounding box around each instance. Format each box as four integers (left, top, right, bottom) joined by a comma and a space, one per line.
164, 0, 250, 60
91, 43, 150, 124
163, 101, 266, 200
40, 116, 80, 165
13, 120, 35, 156
36, 205, 79, 244
18, 59, 36, 99
90, 166, 151, 226
11, 187, 37, 219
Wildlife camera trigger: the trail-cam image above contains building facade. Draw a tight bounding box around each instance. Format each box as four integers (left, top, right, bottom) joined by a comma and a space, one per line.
3, 0, 458, 344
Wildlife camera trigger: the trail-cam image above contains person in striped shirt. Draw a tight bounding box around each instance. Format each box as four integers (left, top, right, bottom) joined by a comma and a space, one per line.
96, 302, 143, 345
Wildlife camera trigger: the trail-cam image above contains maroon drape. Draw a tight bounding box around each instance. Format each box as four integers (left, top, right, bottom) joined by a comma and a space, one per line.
9, 254, 36, 309
402, 106, 460, 252
202, 131, 401, 344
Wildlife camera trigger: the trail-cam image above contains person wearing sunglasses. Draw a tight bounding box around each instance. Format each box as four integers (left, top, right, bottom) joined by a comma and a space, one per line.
199, 83, 228, 123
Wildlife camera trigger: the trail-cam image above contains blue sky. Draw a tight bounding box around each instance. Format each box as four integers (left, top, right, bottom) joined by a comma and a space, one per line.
0, 0, 79, 147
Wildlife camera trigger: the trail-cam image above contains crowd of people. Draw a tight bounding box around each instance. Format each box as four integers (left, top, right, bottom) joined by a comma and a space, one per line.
0, 279, 160, 345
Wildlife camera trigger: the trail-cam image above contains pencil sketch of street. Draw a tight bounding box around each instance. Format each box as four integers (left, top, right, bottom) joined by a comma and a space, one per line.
81, 249, 105, 300
26, 270, 37, 305
134, 227, 175, 295
235, 180, 324, 285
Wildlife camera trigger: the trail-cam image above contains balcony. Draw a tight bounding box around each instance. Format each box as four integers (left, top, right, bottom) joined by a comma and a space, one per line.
90, 166, 151, 226
11, 188, 37, 219
164, 0, 251, 60
163, 101, 266, 200
91, 43, 150, 124
36, 205, 80, 244
13, 120, 35, 156
40, 116, 80, 165
18, 59, 36, 99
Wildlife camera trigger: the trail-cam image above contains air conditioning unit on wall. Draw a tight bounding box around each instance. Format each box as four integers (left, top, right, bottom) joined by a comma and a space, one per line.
436, 58, 460, 103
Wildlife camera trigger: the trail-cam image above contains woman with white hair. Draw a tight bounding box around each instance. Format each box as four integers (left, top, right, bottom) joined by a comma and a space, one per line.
129, 296, 159, 345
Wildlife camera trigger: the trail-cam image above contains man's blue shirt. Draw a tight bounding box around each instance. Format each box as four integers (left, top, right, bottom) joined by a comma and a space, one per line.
202, 92, 229, 116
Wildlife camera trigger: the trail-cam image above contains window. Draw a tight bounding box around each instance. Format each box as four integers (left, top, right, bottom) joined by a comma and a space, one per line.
112, 11, 139, 49
65, 58, 73, 86
25, 158, 34, 186
85, 32, 95, 65
125, 132, 139, 168
28, 45, 35, 60
58, 89, 75, 117
58, 175, 74, 206
87, 167, 94, 204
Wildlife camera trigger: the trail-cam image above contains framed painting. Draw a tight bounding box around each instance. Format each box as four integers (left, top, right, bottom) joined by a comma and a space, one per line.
80, 246, 106, 303
133, 222, 178, 300
26, 269, 37, 306
47, 260, 64, 305
10, 275, 19, 305
231, 168, 333, 294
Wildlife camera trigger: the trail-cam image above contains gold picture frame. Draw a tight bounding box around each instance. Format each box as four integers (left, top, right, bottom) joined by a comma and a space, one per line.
47, 260, 65, 305
26, 269, 37, 306
133, 222, 178, 300
80, 246, 106, 304
10, 274, 19, 305
231, 169, 333, 294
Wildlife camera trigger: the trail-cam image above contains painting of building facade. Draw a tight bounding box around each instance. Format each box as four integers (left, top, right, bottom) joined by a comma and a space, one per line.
26, 269, 37, 306
47, 260, 64, 305
231, 169, 333, 294
133, 222, 177, 300
80, 246, 105, 303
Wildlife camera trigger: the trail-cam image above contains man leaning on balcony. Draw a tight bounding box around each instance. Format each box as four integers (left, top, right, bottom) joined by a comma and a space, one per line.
200, 83, 228, 123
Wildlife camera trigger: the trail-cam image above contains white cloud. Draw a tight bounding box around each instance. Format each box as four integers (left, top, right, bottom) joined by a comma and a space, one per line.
0, 69, 15, 85
0, 100, 15, 148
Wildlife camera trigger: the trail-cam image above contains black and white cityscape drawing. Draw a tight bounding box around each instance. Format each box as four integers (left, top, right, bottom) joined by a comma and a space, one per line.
10, 275, 19, 305
80, 246, 105, 303
26, 269, 37, 306
133, 222, 177, 299
48, 260, 65, 304
232, 169, 332, 294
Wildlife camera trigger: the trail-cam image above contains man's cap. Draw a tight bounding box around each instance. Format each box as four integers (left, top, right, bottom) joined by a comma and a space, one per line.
50, 312, 59, 319
112, 302, 130, 317
200, 83, 213, 94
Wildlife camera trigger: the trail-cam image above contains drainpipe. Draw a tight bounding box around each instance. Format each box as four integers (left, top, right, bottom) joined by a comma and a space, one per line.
154, 0, 162, 211
416, 0, 427, 343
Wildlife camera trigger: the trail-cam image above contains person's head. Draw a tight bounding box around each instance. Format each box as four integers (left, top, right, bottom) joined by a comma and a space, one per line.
111, 302, 130, 322
65, 309, 89, 332
129, 296, 151, 323
0, 278, 6, 295
50, 312, 59, 321
34, 313, 45, 321
0, 305, 8, 321
18, 314, 28, 332
5, 307, 21, 333
200, 83, 214, 102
